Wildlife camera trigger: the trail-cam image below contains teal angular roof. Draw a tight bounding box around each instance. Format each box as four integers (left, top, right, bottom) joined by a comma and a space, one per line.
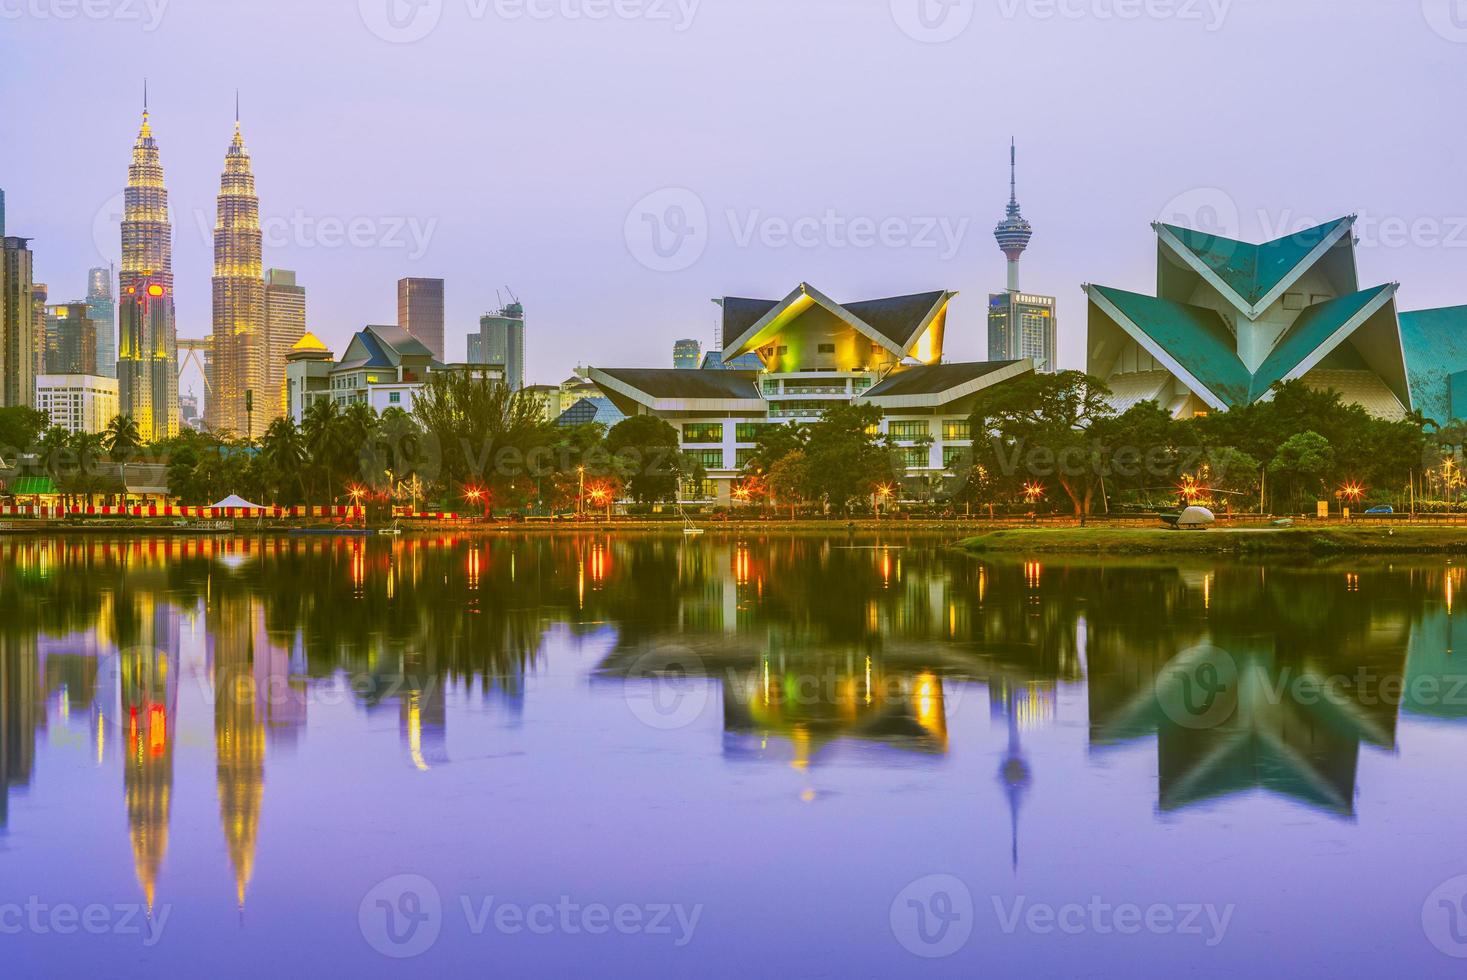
1094, 283, 1396, 407
1089, 285, 1251, 406
1399, 305, 1467, 425
1161, 217, 1352, 306
1251, 284, 1393, 397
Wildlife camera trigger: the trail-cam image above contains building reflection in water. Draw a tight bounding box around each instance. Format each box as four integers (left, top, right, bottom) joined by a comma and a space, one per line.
6, 535, 1467, 910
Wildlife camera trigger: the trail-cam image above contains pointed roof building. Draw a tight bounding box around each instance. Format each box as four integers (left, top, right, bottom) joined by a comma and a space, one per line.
1086, 216, 1412, 419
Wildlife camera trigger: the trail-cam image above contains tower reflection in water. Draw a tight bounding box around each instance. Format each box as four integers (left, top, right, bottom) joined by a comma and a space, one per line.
2, 537, 1467, 909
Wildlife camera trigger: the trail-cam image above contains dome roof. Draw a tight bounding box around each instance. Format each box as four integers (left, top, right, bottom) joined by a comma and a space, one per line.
288, 332, 333, 361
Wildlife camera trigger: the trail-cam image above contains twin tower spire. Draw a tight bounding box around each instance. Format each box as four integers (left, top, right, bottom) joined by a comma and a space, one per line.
124, 84, 269, 442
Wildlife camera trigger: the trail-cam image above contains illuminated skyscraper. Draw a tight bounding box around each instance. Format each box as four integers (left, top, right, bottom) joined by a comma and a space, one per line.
398, 277, 444, 361
263, 269, 306, 420
31, 283, 47, 385
988, 141, 1057, 372
87, 267, 116, 378
117, 93, 180, 440
209, 104, 266, 439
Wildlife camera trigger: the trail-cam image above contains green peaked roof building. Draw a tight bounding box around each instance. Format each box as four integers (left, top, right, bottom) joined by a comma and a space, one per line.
1087, 216, 1415, 419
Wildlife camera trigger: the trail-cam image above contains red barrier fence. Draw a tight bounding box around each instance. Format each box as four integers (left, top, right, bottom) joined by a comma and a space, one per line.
0, 505, 462, 520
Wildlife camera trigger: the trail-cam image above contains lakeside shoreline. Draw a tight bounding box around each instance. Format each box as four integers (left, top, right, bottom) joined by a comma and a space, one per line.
956, 525, 1467, 556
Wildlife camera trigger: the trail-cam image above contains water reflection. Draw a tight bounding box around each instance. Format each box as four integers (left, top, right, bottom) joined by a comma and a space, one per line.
1, 536, 1467, 915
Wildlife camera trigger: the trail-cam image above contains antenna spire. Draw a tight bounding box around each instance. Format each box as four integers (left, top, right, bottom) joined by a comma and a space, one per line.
234, 89, 240, 127
1009, 137, 1017, 206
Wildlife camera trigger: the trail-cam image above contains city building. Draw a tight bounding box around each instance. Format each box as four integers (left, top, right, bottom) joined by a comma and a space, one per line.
989, 142, 1056, 372
553, 394, 625, 429
31, 283, 47, 384
34, 374, 119, 434
208, 111, 266, 440
1085, 215, 1412, 420
1, 230, 36, 409
43, 302, 98, 375
397, 277, 444, 361
475, 301, 525, 391
520, 383, 562, 422
180, 391, 201, 430
263, 269, 306, 420
87, 267, 116, 378
286, 325, 502, 422
283, 332, 333, 422
117, 96, 180, 441
466, 333, 483, 364
588, 283, 1034, 502
673, 338, 702, 369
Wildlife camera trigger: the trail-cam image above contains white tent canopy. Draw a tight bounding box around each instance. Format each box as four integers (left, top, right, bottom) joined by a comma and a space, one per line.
210, 495, 266, 510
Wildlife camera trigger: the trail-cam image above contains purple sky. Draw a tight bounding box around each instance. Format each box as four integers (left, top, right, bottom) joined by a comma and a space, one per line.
3, 0, 1466, 396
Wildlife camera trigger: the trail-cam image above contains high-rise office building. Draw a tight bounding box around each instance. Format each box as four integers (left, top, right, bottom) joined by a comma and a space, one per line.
988, 141, 1057, 372
87, 267, 116, 378
44, 302, 98, 375
34, 374, 118, 434
476, 301, 525, 391
117, 95, 180, 441
209, 110, 266, 440
0, 233, 35, 408
673, 338, 701, 369
397, 277, 444, 361
263, 269, 306, 420
31, 283, 47, 386
466, 334, 483, 364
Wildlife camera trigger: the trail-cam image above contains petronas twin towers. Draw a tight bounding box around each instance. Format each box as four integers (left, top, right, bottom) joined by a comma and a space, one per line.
117, 91, 282, 441
117, 96, 179, 442
208, 108, 266, 439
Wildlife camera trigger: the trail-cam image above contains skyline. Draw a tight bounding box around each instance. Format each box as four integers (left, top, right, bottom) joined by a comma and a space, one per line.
4, 1, 1467, 390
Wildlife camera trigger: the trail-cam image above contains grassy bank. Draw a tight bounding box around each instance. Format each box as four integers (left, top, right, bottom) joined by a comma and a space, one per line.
956, 525, 1467, 556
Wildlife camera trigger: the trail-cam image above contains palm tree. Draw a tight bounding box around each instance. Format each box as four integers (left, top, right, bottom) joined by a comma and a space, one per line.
103, 414, 142, 461
302, 398, 342, 503
260, 416, 307, 503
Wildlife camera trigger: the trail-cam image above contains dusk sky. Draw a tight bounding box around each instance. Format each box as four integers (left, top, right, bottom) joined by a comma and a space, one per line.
3, 0, 1465, 396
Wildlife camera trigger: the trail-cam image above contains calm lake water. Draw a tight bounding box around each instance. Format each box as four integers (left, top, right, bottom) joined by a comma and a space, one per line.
3, 532, 1467, 977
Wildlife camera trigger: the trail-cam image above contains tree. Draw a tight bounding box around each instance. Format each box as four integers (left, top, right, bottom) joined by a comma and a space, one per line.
969, 371, 1115, 518
604, 415, 684, 503
767, 449, 812, 518
1269, 431, 1335, 512
259, 416, 306, 504
302, 398, 343, 503
411, 372, 548, 510
103, 415, 142, 461
801, 404, 895, 513
742, 422, 808, 476
0, 407, 48, 458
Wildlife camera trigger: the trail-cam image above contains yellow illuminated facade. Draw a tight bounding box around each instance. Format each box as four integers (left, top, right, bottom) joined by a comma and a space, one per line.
117, 99, 180, 441
208, 116, 266, 439
590, 282, 1034, 503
